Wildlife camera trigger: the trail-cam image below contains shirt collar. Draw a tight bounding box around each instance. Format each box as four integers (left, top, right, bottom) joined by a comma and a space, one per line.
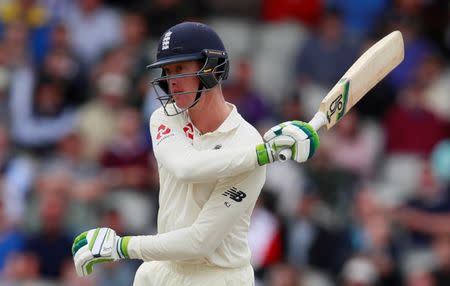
215, 103, 242, 133
185, 103, 242, 135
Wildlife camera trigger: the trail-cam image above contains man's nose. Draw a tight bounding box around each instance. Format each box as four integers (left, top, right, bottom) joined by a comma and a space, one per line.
168, 78, 178, 87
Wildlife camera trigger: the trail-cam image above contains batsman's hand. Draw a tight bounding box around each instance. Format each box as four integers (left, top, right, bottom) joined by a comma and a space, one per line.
256, 121, 320, 165
72, 227, 131, 277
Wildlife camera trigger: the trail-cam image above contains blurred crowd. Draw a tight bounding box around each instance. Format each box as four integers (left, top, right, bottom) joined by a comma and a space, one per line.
0, 0, 449, 286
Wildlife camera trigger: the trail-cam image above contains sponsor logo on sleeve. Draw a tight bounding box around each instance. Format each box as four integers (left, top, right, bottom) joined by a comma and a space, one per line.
183, 123, 194, 140
156, 124, 172, 143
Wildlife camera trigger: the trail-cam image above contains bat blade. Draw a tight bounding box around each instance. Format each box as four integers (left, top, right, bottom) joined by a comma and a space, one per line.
278, 31, 404, 161
319, 30, 404, 129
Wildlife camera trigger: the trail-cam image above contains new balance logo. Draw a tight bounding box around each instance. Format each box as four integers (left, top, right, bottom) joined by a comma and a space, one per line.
222, 187, 246, 202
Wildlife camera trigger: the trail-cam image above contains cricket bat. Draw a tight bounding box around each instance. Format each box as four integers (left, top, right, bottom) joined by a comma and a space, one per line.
279, 30, 404, 160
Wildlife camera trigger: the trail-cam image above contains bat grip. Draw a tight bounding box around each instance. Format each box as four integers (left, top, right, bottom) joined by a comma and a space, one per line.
278, 112, 326, 161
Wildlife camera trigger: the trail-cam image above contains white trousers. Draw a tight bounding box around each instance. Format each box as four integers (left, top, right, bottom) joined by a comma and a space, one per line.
133, 261, 254, 286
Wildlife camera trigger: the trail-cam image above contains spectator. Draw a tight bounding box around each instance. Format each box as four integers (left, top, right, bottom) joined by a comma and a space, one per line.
42, 131, 105, 204
406, 272, 436, 286
265, 263, 300, 286
382, 13, 437, 92
0, 124, 34, 225
63, 0, 121, 67
0, 0, 52, 64
40, 23, 89, 107
341, 256, 379, 286
430, 140, 450, 186
383, 81, 449, 157
304, 138, 359, 217
1, 20, 32, 68
294, 8, 359, 88
344, 187, 403, 286
392, 159, 450, 248
248, 193, 283, 282
24, 193, 73, 279
0, 196, 25, 275
143, 0, 205, 39
206, 0, 258, 19
100, 107, 154, 191
431, 234, 450, 286
327, 0, 389, 40
261, 0, 323, 27
286, 185, 342, 276
2, 252, 40, 282
0, 44, 11, 122
78, 72, 129, 162
423, 57, 450, 122
120, 10, 153, 108
9, 70, 78, 154
325, 110, 380, 178
223, 59, 271, 126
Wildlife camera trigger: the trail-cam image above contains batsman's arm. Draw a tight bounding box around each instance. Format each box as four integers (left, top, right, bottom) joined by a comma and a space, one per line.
127, 166, 266, 260
150, 109, 260, 183
72, 166, 265, 276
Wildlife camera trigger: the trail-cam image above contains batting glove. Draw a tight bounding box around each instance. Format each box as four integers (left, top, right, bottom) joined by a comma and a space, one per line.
72, 227, 131, 277
256, 121, 320, 165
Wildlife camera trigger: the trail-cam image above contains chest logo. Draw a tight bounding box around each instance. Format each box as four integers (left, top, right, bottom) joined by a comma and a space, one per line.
222, 187, 247, 202
183, 123, 194, 140
156, 124, 171, 140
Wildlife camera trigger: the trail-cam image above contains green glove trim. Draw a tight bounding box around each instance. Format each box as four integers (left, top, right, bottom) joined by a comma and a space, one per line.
72, 231, 88, 255
291, 121, 320, 158
256, 143, 270, 166
121, 236, 131, 258
72, 238, 88, 256
273, 122, 290, 136
86, 258, 114, 275
88, 228, 101, 251
291, 141, 297, 160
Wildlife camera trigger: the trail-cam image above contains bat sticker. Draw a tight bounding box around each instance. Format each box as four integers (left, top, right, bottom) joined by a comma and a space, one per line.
326, 78, 350, 123
336, 78, 350, 121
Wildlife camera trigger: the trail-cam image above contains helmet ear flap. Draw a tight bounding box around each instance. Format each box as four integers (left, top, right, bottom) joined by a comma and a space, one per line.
220, 58, 229, 80
198, 57, 219, 88
198, 49, 229, 88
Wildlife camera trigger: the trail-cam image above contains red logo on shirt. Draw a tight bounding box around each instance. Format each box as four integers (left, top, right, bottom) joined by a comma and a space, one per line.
156, 124, 171, 140
183, 123, 194, 140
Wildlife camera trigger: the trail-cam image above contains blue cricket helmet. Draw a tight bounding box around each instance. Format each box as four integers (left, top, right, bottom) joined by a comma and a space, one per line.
148, 22, 230, 116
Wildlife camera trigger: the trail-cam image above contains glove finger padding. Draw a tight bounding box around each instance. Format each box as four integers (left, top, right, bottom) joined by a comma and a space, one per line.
287, 121, 320, 159
87, 228, 115, 258
263, 121, 292, 141
74, 245, 94, 276
280, 127, 310, 162
268, 134, 296, 151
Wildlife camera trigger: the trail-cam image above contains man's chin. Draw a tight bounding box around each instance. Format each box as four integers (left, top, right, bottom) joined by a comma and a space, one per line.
173, 102, 189, 110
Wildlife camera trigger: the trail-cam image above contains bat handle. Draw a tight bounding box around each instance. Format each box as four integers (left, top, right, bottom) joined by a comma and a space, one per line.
278, 112, 327, 161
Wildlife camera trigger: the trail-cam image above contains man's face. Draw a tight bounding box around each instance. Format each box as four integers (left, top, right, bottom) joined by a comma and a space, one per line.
163, 61, 201, 109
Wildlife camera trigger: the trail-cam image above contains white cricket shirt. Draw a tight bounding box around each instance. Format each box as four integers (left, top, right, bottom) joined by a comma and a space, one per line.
128, 104, 266, 268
